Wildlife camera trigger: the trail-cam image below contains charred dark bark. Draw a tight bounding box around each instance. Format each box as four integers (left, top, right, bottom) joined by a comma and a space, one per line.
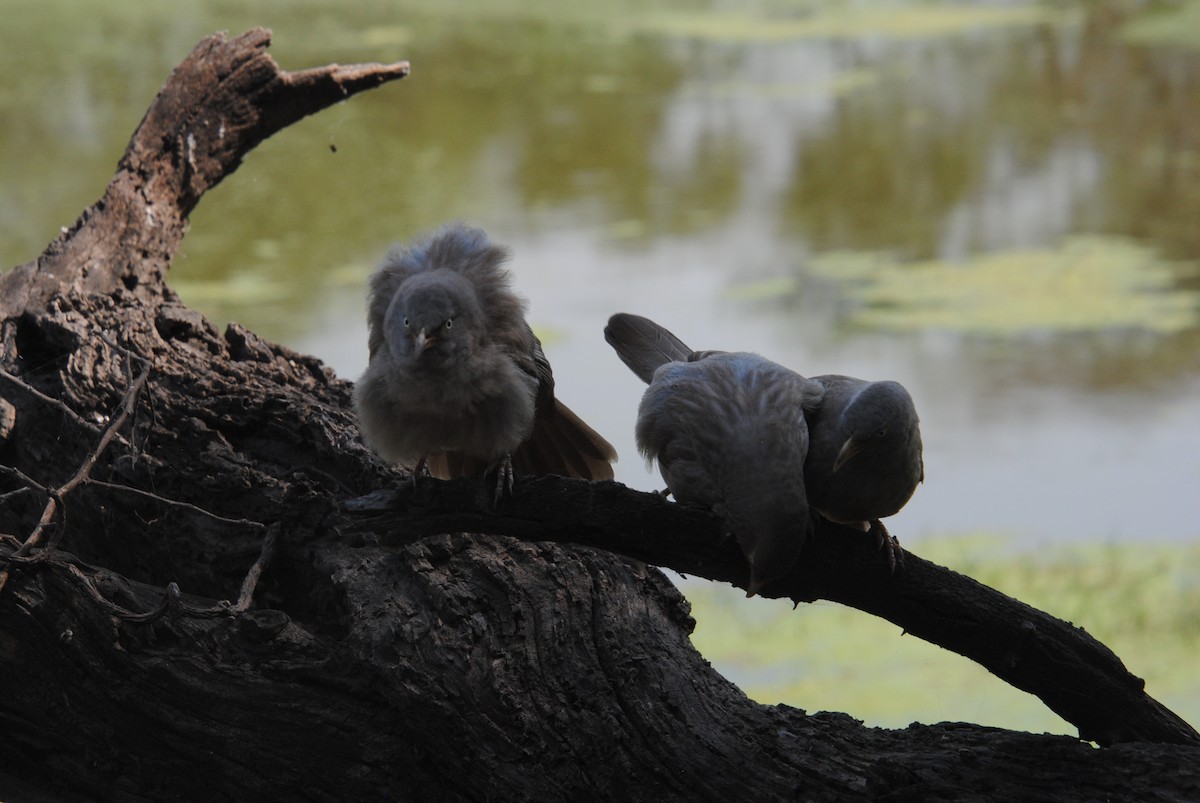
1, 28, 1198, 803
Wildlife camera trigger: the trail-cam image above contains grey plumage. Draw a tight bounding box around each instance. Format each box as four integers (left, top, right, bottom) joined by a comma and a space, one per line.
606, 313, 822, 595
604, 311, 692, 383
605, 312, 924, 587
354, 225, 616, 494
804, 376, 924, 529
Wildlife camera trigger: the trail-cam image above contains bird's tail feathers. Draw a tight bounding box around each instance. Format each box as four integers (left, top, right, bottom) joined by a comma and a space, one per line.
512, 399, 617, 481
721, 466, 810, 598
604, 313, 693, 384
425, 400, 616, 482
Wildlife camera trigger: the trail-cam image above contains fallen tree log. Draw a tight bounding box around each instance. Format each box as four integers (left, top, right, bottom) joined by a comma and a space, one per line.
1, 28, 1198, 802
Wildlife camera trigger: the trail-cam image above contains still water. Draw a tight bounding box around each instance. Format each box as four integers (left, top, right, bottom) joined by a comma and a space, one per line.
3, 1, 1199, 733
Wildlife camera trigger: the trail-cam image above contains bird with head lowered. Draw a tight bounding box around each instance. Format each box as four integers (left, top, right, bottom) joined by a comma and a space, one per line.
605, 312, 824, 596
605, 312, 923, 587
803, 374, 923, 567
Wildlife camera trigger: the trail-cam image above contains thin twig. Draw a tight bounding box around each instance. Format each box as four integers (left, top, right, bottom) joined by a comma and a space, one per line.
0, 363, 151, 593
0, 367, 129, 446
2, 494, 67, 567
116, 581, 242, 622
63, 564, 236, 624
235, 525, 278, 612
85, 479, 267, 531
31, 520, 274, 623
0, 464, 50, 494
65, 563, 155, 620
0, 489, 66, 571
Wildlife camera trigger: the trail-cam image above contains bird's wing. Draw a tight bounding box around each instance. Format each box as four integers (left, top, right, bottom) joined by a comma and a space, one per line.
365, 263, 407, 359
604, 313, 694, 384
527, 331, 557, 415
512, 328, 619, 480
429, 224, 617, 479
438, 226, 551, 404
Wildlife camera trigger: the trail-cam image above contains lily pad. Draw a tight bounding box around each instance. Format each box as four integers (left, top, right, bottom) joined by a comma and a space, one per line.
636, 4, 1073, 44
723, 275, 801, 302
703, 68, 882, 100
1121, 0, 1200, 50
808, 236, 1200, 335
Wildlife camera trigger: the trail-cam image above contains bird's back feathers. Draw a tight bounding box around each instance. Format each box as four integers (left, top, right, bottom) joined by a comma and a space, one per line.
633, 351, 819, 593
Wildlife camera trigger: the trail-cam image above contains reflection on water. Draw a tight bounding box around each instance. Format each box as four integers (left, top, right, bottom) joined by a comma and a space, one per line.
4, 1, 1199, 733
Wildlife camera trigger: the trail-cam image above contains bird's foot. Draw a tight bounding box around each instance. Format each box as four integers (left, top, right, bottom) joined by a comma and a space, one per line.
869, 519, 904, 574
490, 453, 515, 505
409, 456, 431, 489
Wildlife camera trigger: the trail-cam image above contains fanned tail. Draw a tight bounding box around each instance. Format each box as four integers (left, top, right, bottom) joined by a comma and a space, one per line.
428, 399, 617, 482
512, 399, 617, 480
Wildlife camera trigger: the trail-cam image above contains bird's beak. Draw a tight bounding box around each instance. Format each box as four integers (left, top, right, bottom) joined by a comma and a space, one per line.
414, 328, 435, 352
833, 436, 864, 473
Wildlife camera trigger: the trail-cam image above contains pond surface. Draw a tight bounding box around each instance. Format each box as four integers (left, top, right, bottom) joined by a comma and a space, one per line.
3, 0, 1199, 734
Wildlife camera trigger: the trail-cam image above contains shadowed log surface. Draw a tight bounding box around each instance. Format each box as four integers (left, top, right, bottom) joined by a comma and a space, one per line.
2, 27, 1199, 803
344, 478, 1199, 748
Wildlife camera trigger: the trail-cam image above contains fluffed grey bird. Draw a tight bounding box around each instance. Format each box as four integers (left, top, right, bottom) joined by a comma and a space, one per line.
354, 225, 616, 499
803, 375, 924, 567
605, 313, 822, 595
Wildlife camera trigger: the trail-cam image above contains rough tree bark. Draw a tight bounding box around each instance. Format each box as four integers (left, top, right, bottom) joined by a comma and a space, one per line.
1, 29, 1198, 803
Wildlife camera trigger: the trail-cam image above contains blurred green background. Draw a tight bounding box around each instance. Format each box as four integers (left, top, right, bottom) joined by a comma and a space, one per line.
3, 0, 1198, 739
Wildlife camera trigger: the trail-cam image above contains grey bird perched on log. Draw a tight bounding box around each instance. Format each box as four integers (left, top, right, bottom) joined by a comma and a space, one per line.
605, 312, 923, 581
605, 313, 823, 595
354, 224, 616, 500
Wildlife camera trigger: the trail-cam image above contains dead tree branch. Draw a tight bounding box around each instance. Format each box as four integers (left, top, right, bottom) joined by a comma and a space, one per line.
344, 476, 1200, 748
